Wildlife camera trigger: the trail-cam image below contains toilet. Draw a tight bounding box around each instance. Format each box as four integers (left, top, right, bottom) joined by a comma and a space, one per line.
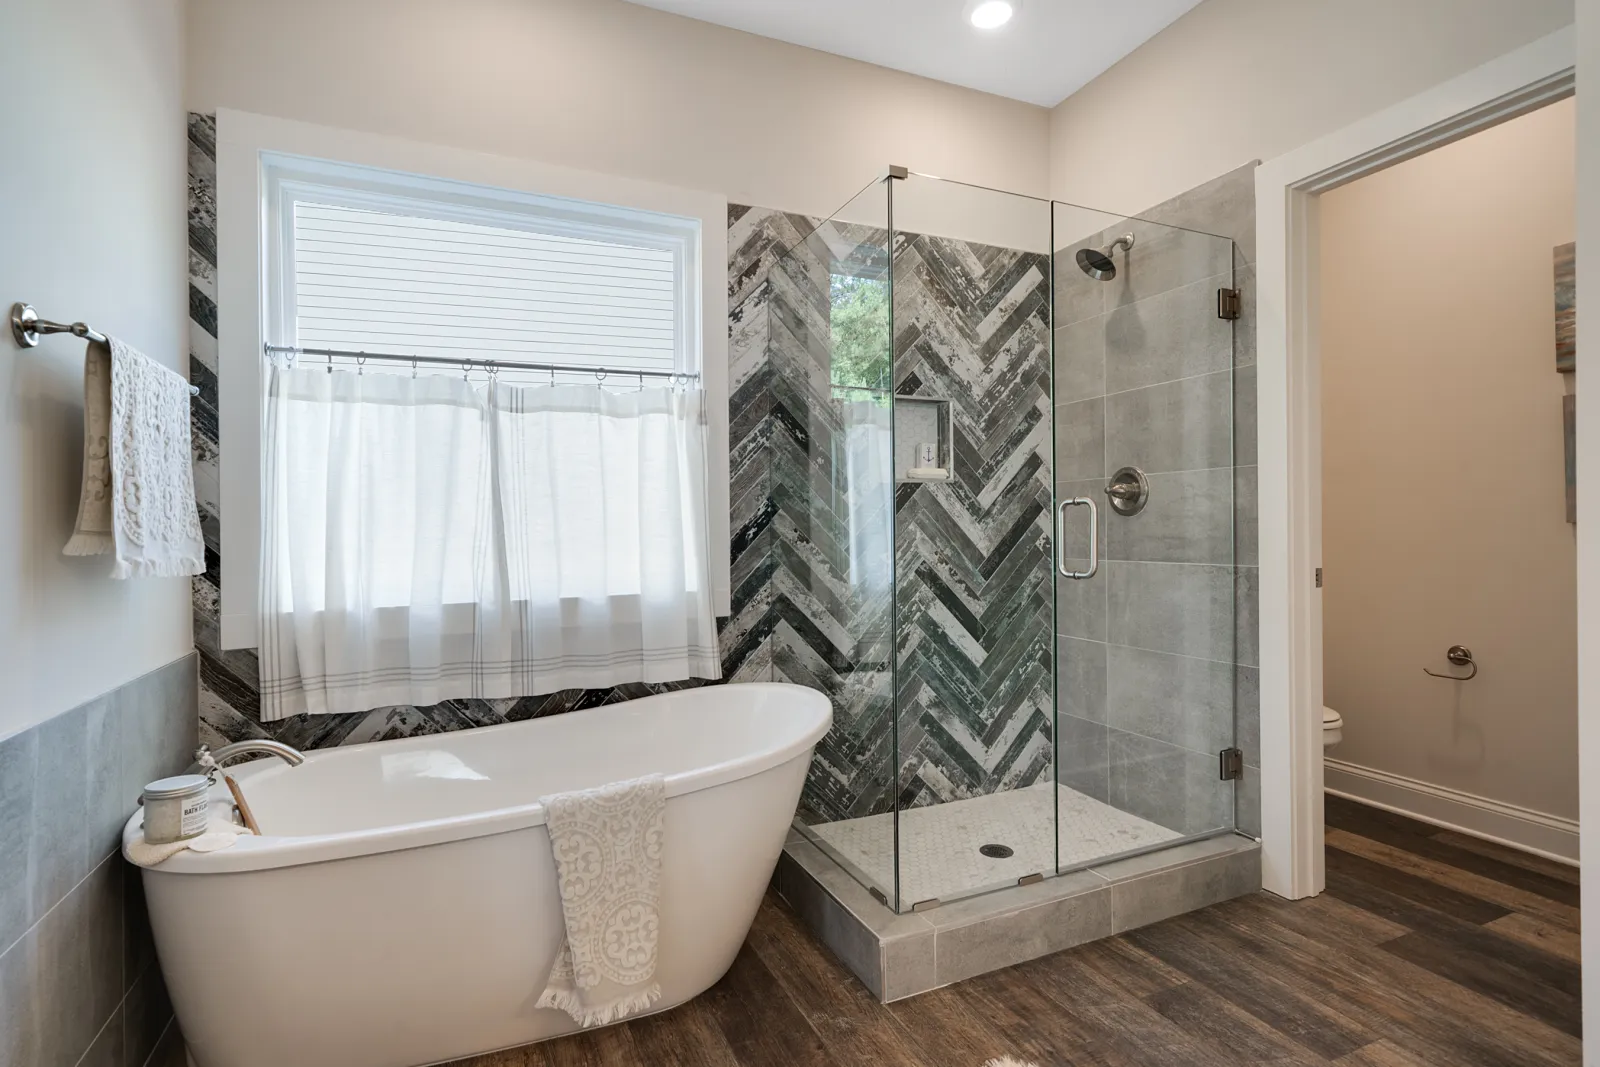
1322, 706, 1344, 748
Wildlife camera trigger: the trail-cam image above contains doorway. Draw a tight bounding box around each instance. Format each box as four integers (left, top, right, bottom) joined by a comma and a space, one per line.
1318, 98, 1579, 864
1252, 30, 1575, 900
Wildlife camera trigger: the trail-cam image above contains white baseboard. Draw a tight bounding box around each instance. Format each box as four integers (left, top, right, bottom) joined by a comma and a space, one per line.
1324, 758, 1579, 866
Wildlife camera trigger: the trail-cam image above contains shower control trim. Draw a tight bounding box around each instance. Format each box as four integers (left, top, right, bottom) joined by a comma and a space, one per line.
1105, 466, 1150, 516
1057, 497, 1098, 580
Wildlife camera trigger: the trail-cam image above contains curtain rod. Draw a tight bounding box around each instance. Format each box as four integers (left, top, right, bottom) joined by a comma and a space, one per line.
264, 344, 699, 382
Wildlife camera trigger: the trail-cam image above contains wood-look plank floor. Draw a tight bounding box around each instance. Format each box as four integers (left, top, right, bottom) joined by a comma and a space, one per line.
451, 799, 1581, 1067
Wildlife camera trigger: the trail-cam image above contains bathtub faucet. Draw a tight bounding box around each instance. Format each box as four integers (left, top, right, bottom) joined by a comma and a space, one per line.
187, 740, 307, 778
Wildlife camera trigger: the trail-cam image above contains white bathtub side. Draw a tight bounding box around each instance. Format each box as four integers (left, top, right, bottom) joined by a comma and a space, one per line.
134, 683, 832, 874
156, 752, 811, 1067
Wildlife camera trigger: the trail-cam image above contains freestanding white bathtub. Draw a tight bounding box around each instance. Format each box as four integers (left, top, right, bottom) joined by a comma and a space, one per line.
123, 683, 831, 1067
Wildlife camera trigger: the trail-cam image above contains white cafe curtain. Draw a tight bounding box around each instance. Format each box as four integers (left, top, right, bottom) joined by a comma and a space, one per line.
840, 398, 894, 599
258, 364, 720, 720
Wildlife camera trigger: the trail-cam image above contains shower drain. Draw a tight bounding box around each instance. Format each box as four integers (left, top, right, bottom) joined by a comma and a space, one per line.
978, 843, 1014, 859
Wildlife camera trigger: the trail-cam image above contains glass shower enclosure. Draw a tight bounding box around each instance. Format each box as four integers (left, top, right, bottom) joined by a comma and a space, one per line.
776, 169, 1239, 913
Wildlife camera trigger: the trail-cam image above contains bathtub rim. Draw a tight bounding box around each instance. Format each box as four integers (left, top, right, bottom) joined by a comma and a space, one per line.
122, 682, 830, 876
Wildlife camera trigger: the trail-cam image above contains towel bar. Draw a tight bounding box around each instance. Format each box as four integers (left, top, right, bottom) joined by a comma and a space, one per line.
10, 303, 201, 396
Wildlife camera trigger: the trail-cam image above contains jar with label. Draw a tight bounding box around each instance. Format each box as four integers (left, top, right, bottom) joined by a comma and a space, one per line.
141, 774, 211, 845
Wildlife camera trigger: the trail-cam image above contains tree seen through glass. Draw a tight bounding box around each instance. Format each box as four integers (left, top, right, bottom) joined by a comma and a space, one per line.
829, 272, 891, 394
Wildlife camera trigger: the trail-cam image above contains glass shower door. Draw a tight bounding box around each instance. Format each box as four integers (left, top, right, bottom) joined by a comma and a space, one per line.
1052, 202, 1239, 870
784, 173, 1242, 915
780, 178, 902, 907
887, 174, 1057, 909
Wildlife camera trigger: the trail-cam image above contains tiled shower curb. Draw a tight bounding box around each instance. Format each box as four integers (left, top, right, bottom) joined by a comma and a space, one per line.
776, 832, 1261, 1001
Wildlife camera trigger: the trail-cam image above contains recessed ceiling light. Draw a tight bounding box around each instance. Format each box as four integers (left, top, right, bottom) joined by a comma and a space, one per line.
966, 0, 1018, 30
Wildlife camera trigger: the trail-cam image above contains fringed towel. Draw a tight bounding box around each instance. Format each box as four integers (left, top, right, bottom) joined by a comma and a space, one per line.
537, 774, 666, 1028
64, 337, 205, 578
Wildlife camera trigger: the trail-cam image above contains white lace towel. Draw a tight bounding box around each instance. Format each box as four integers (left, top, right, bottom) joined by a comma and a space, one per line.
64, 337, 205, 578
537, 774, 666, 1028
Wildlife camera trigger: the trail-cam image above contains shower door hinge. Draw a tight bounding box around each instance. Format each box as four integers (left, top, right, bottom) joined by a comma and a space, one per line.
1220, 747, 1244, 781
1217, 288, 1242, 320
1315, 567, 1323, 588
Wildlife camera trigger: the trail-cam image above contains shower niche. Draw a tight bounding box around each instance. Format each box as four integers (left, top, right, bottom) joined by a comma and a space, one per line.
892, 396, 950, 482
771, 166, 1259, 999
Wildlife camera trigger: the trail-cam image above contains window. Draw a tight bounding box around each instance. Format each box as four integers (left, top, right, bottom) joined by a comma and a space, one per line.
222, 135, 730, 710
263, 155, 701, 380
216, 113, 730, 656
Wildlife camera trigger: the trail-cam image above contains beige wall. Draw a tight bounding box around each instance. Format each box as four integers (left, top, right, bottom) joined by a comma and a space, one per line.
0, 0, 192, 740
184, 0, 1052, 220
1320, 99, 1577, 820
1048, 0, 1573, 215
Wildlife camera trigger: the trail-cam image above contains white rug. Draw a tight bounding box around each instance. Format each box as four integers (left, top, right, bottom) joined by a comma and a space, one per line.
808, 782, 1180, 905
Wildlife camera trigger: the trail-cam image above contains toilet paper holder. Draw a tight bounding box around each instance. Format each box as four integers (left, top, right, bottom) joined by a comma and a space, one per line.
1423, 645, 1477, 681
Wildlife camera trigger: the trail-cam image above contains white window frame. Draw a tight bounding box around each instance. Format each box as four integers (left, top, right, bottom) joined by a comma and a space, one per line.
216, 109, 730, 650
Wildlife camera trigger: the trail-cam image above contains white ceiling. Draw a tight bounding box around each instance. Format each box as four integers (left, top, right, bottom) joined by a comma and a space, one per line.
620, 0, 1205, 107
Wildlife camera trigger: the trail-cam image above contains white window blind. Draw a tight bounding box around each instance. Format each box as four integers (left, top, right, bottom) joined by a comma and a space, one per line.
291, 203, 679, 373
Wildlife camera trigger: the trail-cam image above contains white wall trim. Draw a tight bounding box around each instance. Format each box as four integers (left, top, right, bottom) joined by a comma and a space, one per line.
1576, 1, 1600, 1057
1325, 759, 1580, 866
1253, 27, 1576, 900
215, 109, 730, 650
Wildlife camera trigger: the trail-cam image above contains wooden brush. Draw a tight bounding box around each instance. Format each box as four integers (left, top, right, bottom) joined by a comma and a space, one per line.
224, 775, 261, 835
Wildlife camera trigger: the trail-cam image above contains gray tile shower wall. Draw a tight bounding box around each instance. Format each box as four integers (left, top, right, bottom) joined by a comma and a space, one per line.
0, 654, 196, 1067
187, 110, 799, 751
1053, 163, 1260, 837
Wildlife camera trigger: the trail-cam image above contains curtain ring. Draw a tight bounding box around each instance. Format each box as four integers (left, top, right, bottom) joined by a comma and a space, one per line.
488, 361, 500, 380
549, 365, 556, 386
595, 369, 608, 384
411, 356, 418, 379
462, 360, 471, 380
638, 371, 645, 392
326, 349, 334, 374
356, 354, 367, 376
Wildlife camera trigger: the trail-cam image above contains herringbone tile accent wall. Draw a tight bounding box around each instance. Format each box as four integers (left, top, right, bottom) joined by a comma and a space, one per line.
892, 233, 1055, 809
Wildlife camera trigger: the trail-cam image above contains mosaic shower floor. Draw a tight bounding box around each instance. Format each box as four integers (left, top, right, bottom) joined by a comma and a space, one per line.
806, 782, 1182, 906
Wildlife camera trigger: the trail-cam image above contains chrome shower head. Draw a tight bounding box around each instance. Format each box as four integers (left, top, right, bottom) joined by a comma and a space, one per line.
1075, 232, 1135, 281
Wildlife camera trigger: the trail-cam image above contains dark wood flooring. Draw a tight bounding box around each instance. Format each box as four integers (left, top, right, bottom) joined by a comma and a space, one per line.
452, 798, 1581, 1066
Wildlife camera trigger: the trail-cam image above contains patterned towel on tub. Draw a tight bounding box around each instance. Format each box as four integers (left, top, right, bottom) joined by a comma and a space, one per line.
537, 773, 666, 1027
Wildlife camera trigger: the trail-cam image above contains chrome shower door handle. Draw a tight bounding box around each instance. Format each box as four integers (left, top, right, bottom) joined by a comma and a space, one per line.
1056, 497, 1099, 580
